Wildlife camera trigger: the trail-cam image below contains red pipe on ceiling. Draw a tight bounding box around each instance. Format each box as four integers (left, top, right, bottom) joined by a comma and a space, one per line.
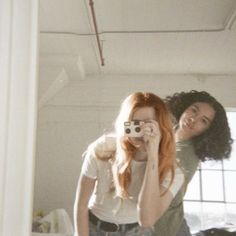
88, 0, 105, 66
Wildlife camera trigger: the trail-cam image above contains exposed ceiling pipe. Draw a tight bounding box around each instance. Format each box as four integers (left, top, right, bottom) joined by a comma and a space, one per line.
226, 8, 236, 30
88, 0, 105, 66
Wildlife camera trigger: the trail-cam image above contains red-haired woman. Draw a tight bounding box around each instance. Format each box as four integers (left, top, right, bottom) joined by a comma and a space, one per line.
74, 92, 184, 236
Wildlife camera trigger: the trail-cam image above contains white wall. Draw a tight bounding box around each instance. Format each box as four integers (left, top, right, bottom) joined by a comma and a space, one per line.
33, 74, 236, 220
0, 0, 38, 235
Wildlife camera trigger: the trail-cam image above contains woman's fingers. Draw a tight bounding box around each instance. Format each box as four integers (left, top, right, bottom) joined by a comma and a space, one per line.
142, 120, 161, 138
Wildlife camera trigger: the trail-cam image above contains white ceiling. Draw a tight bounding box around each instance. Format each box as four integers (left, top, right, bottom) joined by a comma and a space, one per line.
39, 0, 236, 101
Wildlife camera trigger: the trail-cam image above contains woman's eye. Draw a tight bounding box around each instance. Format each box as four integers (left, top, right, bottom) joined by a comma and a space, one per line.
202, 119, 208, 125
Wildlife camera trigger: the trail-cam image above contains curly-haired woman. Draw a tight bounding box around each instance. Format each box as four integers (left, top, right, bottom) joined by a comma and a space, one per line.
155, 90, 232, 236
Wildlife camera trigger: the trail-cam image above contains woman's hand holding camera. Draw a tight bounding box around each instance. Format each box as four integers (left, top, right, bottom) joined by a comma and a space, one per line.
142, 120, 161, 158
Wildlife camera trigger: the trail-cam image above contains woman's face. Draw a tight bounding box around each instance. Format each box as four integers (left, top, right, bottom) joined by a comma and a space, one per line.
176, 102, 215, 141
129, 106, 156, 149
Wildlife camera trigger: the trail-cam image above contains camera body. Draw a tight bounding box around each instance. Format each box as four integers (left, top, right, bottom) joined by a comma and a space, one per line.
124, 120, 143, 137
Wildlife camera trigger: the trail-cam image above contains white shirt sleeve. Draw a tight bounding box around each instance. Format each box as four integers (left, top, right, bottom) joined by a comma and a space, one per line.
81, 150, 98, 179
161, 167, 184, 197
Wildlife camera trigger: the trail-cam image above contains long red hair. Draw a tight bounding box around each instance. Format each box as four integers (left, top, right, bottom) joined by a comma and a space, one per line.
113, 92, 176, 198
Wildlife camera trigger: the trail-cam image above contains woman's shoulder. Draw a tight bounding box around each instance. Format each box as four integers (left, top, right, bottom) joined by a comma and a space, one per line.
176, 140, 194, 151
176, 140, 200, 180
176, 140, 198, 160
88, 133, 117, 159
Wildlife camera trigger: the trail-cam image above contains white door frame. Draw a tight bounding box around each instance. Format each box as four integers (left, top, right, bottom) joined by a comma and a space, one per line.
0, 0, 39, 235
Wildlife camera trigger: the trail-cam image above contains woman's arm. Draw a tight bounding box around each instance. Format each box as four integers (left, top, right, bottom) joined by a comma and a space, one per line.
88, 134, 116, 158
138, 157, 174, 228
137, 120, 176, 227
74, 174, 96, 236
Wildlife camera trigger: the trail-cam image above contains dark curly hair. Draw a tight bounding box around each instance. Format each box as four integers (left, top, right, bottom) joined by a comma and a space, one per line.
165, 90, 233, 161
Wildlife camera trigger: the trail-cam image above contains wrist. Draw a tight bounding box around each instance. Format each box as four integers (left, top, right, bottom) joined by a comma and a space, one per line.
147, 157, 158, 167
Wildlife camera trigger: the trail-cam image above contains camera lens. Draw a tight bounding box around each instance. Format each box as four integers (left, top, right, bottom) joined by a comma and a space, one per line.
135, 127, 141, 133
125, 128, 131, 134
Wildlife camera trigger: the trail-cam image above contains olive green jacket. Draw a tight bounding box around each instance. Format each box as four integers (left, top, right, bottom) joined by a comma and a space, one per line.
153, 140, 199, 236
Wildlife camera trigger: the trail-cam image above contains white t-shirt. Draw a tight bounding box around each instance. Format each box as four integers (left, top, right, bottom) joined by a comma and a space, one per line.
81, 150, 184, 224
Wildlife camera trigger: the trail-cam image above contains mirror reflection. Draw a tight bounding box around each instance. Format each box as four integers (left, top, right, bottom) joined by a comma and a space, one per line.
34, 0, 236, 235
